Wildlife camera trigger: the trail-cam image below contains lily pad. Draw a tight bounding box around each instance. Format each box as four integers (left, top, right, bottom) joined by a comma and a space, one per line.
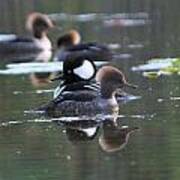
132, 58, 180, 78
142, 71, 161, 79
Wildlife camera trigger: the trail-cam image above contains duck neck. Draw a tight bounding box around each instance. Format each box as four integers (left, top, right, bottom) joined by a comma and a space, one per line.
33, 32, 51, 50
100, 83, 116, 99
33, 30, 46, 39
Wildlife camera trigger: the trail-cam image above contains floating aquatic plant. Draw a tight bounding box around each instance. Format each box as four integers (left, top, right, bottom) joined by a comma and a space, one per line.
132, 58, 180, 79
142, 71, 161, 79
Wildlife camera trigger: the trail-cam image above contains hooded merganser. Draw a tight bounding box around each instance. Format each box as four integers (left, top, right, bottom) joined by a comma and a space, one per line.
52, 55, 98, 99
0, 12, 54, 54
53, 29, 113, 62
40, 66, 136, 117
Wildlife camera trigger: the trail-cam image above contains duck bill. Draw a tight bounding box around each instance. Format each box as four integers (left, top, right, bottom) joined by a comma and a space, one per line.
50, 74, 64, 81
124, 82, 138, 89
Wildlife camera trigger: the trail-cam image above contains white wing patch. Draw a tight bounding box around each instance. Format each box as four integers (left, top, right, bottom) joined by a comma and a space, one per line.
73, 60, 95, 79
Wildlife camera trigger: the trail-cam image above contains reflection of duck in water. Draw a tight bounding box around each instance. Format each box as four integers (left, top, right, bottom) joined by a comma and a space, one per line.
99, 119, 139, 152
40, 65, 136, 117
55, 116, 139, 152
29, 72, 52, 87
59, 119, 100, 142
0, 12, 54, 61
53, 29, 113, 62
28, 50, 54, 87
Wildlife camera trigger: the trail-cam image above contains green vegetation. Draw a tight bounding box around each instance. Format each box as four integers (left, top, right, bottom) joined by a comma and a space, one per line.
133, 58, 180, 79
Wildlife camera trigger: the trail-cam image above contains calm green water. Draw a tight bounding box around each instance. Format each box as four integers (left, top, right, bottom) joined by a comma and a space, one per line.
0, 0, 180, 180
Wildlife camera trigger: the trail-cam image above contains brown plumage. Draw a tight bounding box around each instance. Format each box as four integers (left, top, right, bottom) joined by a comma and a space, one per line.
26, 12, 54, 38
57, 30, 81, 47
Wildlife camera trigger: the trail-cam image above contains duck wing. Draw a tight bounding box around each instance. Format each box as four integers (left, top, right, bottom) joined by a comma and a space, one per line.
68, 42, 113, 59
67, 42, 108, 51
55, 42, 113, 61
0, 35, 34, 43
0, 35, 41, 54
40, 89, 98, 117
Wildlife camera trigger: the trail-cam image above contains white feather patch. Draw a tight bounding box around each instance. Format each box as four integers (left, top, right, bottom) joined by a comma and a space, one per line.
73, 60, 95, 79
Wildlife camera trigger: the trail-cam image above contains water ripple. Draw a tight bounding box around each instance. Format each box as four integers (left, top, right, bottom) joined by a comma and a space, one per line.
49, 12, 149, 22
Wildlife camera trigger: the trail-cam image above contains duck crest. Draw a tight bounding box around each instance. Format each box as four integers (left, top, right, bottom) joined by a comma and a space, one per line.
57, 30, 81, 47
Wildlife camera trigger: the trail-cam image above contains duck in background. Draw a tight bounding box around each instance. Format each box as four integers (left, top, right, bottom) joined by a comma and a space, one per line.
53, 29, 114, 62
0, 12, 54, 56
39, 65, 137, 117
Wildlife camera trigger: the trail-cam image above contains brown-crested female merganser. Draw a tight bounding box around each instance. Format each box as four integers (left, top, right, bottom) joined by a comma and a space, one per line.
0, 12, 54, 54
40, 65, 136, 117
53, 29, 113, 62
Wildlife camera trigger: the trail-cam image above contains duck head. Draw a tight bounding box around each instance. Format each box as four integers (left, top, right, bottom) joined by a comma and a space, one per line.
26, 12, 54, 39
96, 66, 137, 99
57, 30, 81, 48
52, 56, 96, 84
